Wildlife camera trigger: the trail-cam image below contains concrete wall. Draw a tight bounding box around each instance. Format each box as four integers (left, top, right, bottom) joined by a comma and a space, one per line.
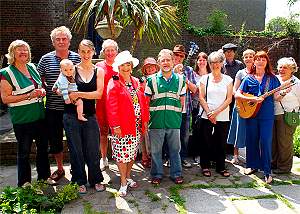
189, 0, 266, 31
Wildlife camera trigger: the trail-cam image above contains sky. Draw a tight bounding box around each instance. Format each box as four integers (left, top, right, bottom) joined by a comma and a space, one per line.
266, 0, 300, 23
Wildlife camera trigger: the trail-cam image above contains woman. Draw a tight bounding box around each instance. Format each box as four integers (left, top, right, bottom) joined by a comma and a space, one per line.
63, 39, 105, 194
235, 51, 281, 184
95, 39, 119, 171
272, 57, 300, 174
227, 49, 255, 164
190, 52, 210, 163
107, 51, 149, 197
198, 51, 233, 177
140, 57, 159, 168
0, 40, 50, 187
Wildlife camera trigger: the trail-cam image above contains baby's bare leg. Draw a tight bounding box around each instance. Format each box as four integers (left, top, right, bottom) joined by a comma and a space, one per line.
76, 99, 87, 121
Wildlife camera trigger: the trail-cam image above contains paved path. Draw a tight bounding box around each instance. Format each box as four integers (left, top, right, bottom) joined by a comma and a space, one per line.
1, 155, 300, 214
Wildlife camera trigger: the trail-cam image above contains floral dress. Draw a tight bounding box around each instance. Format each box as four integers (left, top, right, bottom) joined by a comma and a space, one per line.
111, 83, 142, 163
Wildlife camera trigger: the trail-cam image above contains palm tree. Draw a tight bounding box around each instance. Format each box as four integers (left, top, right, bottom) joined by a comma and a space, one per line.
71, 0, 181, 52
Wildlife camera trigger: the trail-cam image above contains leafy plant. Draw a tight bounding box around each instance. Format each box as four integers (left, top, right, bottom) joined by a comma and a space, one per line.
266, 14, 300, 38
0, 182, 79, 213
294, 126, 300, 157
207, 9, 230, 34
144, 189, 161, 202
71, 0, 180, 52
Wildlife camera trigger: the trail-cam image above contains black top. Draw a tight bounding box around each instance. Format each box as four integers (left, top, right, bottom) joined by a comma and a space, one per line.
64, 68, 97, 116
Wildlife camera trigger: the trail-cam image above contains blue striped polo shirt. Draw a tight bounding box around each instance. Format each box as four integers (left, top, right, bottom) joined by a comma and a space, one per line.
37, 51, 81, 111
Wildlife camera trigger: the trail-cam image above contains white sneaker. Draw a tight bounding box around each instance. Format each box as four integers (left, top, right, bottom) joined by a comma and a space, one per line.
118, 184, 128, 197
100, 157, 109, 171
22, 182, 32, 188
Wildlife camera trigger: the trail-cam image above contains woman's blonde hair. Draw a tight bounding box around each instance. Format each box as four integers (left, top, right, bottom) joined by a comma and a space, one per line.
277, 57, 298, 73
5, 40, 31, 65
242, 49, 255, 57
79, 39, 95, 52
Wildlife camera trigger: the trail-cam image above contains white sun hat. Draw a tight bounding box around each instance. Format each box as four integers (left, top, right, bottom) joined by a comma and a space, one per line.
112, 50, 139, 72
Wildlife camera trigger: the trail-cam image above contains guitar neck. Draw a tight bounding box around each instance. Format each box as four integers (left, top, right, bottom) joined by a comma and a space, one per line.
261, 82, 295, 98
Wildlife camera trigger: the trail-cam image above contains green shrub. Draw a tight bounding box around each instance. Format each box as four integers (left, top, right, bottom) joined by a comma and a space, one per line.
0, 182, 79, 213
266, 14, 300, 38
294, 126, 300, 157
207, 9, 230, 34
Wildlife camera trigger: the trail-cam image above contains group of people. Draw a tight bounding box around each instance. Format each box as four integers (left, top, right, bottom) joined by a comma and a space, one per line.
1, 25, 299, 197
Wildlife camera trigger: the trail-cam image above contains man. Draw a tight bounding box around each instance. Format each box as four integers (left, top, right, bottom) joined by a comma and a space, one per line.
145, 49, 186, 185
38, 26, 81, 181
173, 45, 197, 168
221, 43, 244, 157
222, 43, 244, 80
95, 39, 119, 171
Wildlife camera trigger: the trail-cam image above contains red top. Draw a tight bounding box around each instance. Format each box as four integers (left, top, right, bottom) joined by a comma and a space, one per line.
95, 61, 118, 126
106, 74, 149, 137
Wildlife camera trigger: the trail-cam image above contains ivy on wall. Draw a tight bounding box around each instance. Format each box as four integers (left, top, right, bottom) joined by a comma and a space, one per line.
171, 0, 300, 38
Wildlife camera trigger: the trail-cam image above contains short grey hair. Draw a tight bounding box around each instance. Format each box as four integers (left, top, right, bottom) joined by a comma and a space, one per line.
101, 39, 118, 52
157, 49, 174, 62
277, 57, 298, 73
207, 51, 225, 65
5, 40, 31, 65
50, 26, 72, 42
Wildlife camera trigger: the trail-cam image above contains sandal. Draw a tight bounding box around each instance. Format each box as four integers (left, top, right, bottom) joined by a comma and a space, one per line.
151, 177, 161, 185
127, 178, 138, 188
244, 168, 258, 175
265, 175, 273, 184
218, 170, 230, 177
202, 169, 212, 177
50, 169, 65, 181
141, 159, 151, 168
118, 184, 128, 197
78, 185, 87, 194
231, 156, 239, 165
172, 176, 184, 184
95, 183, 106, 192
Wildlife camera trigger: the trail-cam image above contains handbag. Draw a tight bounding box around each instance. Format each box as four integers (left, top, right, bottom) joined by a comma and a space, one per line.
195, 75, 209, 129
279, 102, 300, 126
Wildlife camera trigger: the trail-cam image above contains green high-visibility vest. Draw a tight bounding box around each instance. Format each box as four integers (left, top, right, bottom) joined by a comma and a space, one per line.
147, 72, 185, 129
1, 64, 45, 124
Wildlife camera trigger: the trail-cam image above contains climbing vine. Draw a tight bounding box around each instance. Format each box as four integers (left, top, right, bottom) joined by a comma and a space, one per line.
171, 0, 300, 38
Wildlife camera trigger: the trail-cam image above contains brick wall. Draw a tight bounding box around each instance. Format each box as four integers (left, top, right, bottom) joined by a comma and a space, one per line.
0, 138, 70, 165
0, 0, 82, 65
179, 31, 300, 78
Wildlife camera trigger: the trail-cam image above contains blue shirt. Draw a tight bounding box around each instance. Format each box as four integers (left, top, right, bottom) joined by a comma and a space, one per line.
239, 74, 280, 119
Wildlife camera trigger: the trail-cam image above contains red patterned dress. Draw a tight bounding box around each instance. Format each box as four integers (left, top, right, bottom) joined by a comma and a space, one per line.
111, 83, 142, 163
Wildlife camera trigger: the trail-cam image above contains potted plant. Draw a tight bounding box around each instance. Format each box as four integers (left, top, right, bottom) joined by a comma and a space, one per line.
71, 0, 180, 52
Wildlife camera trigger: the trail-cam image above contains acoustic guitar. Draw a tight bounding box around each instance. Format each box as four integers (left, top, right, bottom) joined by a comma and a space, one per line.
236, 79, 295, 118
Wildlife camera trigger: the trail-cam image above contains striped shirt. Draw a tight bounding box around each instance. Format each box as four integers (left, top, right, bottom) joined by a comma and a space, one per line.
37, 51, 81, 110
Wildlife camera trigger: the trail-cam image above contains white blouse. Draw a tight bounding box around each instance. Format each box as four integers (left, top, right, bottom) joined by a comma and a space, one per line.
274, 75, 300, 115
199, 73, 233, 121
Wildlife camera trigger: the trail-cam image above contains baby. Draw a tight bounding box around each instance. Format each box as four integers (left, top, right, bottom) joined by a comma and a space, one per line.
52, 59, 87, 121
